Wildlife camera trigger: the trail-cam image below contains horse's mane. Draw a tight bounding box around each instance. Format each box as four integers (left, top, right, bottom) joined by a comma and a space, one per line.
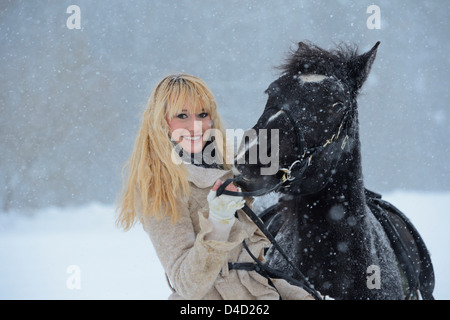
279, 41, 359, 79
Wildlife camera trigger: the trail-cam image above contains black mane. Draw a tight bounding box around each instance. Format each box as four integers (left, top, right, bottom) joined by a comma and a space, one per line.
278, 41, 379, 94
279, 41, 359, 76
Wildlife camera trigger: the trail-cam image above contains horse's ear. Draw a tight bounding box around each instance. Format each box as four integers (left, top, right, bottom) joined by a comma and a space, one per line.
348, 41, 380, 91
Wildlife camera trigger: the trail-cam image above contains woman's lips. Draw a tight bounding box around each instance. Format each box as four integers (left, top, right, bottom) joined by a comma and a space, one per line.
183, 135, 202, 141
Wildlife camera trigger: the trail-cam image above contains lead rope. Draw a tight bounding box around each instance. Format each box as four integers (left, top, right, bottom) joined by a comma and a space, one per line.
240, 203, 322, 300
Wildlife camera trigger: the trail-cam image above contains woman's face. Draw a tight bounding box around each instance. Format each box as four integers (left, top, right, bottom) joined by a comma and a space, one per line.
167, 104, 212, 154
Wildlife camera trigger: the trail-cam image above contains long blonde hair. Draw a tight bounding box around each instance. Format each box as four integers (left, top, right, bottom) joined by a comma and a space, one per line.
116, 74, 230, 230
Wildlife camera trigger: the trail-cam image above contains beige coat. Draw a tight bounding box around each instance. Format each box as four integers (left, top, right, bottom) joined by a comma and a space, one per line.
143, 164, 315, 300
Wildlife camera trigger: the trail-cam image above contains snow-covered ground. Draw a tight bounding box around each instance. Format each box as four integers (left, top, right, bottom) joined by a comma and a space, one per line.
0, 190, 448, 300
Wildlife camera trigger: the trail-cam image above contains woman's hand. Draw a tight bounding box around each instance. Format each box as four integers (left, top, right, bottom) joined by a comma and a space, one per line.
207, 179, 244, 224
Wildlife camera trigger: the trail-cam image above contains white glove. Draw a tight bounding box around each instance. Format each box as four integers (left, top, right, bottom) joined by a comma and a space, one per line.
207, 190, 245, 224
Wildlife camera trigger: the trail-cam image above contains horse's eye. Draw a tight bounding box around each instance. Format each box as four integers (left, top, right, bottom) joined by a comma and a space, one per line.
332, 102, 344, 109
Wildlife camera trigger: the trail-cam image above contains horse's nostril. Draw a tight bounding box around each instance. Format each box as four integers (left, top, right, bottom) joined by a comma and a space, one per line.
231, 165, 241, 176
236, 175, 250, 183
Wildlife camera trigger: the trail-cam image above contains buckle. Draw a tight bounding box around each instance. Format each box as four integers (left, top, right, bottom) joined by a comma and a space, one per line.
280, 160, 303, 182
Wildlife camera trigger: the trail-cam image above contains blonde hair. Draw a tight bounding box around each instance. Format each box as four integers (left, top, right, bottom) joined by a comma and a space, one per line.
116, 74, 230, 230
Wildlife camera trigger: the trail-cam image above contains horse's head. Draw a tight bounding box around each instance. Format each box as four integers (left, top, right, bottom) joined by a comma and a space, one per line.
234, 41, 380, 195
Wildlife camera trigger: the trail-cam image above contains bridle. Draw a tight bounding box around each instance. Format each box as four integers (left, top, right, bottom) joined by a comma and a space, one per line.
218, 104, 354, 197
216, 103, 354, 300
278, 103, 353, 192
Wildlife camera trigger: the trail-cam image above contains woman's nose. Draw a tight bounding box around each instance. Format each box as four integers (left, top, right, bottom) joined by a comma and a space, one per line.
187, 119, 203, 134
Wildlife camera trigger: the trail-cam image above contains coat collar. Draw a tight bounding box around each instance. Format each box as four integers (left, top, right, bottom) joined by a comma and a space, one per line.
185, 164, 234, 189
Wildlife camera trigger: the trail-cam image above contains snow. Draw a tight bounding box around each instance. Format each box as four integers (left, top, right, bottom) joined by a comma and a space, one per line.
1, 1, 447, 301
1, 1, 449, 213
0, 191, 448, 300
0, 203, 171, 300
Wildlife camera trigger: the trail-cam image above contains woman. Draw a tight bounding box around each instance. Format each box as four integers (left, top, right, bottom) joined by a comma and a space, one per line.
116, 74, 318, 300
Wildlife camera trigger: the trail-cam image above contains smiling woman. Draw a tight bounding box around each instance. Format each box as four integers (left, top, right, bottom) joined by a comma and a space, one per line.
116, 74, 230, 227
167, 107, 213, 154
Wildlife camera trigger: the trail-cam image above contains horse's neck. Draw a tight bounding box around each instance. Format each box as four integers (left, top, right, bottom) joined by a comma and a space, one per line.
325, 148, 365, 211
287, 145, 367, 218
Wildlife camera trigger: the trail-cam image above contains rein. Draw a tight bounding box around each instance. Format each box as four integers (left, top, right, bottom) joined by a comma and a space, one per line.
217, 177, 322, 300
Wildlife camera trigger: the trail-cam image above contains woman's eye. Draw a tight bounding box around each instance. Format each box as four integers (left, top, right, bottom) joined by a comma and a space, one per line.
198, 112, 209, 118
176, 113, 188, 119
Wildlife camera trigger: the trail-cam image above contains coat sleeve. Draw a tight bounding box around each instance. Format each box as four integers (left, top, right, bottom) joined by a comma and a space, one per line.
143, 199, 247, 299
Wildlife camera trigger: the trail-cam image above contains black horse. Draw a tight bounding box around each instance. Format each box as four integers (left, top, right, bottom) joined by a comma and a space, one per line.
233, 42, 434, 299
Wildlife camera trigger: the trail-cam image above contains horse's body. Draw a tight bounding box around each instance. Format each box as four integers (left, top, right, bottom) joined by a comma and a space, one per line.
234, 42, 434, 299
